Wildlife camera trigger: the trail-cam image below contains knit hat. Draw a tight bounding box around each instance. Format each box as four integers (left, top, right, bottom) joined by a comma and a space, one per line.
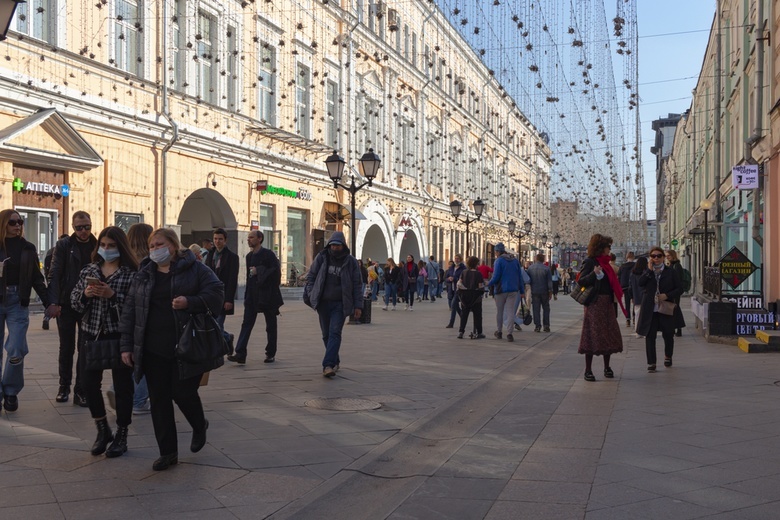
495, 242, 506, 253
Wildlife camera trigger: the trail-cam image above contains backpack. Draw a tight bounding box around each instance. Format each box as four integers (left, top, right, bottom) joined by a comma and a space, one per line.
681, 268, 692, 293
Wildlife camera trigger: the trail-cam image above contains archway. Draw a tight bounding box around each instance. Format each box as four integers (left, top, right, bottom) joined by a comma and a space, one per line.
177, 188, 238, 248
363, 224, 390, 263
398, 229, 422, 263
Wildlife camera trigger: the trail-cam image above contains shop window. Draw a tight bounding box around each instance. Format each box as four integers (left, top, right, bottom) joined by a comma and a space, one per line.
115, 212, 142, 233
287, 209, 308, 273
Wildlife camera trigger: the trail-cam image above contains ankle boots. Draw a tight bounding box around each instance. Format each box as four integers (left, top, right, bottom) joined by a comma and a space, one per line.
91, 418, 114, 456
106, 426, 128, 458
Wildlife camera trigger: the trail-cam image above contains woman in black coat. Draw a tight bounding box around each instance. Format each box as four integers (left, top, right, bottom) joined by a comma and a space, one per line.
665, 250, 686, 337
119, 228, 224, 471
637, 247, 683, 372
400, 255, 419, 311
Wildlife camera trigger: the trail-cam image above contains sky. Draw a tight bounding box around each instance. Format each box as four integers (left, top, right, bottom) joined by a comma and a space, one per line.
632, 0, 714, 219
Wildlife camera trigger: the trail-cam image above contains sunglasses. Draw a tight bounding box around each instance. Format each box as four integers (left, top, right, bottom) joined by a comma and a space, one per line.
649, 254, 664, 258
74, 225, 92, 231
7, 218, 24, 226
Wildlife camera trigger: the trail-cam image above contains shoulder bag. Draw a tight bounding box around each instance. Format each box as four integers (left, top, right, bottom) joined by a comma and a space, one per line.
84, 305, 122, 371
175, 297, 229, 364
570, 279, 599, 306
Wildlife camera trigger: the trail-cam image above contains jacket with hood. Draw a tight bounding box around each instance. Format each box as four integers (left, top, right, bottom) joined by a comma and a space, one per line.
119, 249, 225, 382
303, 232, 363, 315
488, 252, 524, 294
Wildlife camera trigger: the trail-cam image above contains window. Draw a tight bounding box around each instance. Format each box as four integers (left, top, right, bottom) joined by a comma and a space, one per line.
115, 213, 142, 233
296, 63, 311, 138
356, 0, 364, 24
326, 80, 339, 147
172, 0, 186, 90
258, 43, 276, 125
196, 10, 217, 104
14, 0, 55, 43
114, 0, 143, 77
403, 26, 409, 60
368, 0, 375, 32
411, 33, 417, 68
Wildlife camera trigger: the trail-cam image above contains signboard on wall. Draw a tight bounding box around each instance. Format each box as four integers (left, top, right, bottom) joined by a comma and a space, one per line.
717, 246, 758, 289
732, 164, 760, 190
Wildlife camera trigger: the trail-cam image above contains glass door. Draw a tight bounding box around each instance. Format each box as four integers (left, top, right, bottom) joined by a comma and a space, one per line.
16, 208, 57, 267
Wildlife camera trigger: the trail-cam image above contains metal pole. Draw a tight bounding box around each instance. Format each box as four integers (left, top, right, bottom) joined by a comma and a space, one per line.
703, 209, 709, 268
465, 220, 470, 258
350, 179, 357, 255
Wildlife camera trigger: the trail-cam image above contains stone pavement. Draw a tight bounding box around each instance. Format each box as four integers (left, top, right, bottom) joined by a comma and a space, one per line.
2, 294, 780, 519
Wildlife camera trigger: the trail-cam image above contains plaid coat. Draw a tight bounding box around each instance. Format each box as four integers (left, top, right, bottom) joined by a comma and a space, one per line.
70, 262, 136, 337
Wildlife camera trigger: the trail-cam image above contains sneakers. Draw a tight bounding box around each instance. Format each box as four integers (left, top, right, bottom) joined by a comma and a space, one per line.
543, 327, 550, 333
133, 401, 151, 415
507, 333, 514, 342
323, 366, 336, 378
404, 305, 409, 311
264, 356, 275, 363
382, 306, 388, 311
409, 307, 414, 312
647, 364, 656, 373
494, 331, 502, 339
391, 306, 396, 311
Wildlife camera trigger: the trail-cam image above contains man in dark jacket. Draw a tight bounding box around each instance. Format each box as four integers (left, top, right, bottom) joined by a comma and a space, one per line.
46, 211, 97, 406
617, 251, 636, 327
204, 228, 239, 350
445, 254, 466, 328
303, 231, 362, 378
227, 230, 283, 365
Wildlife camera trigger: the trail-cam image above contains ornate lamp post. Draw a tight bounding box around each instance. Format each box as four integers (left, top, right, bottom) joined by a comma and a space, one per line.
508, 218, 532, 261
553, 233, 560, 263
325, 148, 381, 255
0, 0, 25, 40
700, 199, 713, 269
450, 199, 485, 257
560, 241, 568, 267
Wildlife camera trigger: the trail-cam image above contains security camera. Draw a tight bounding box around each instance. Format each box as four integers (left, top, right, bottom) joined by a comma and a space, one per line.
211, 179, 217, 187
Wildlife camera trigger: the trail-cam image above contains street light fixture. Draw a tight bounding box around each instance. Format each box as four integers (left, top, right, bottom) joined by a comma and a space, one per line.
553, 233, 560, 263
508, 218, 532, 261
0, 0, 24, 40
324, 148, 380, 255
700, 198, 713, 269
450, 199, 485, 257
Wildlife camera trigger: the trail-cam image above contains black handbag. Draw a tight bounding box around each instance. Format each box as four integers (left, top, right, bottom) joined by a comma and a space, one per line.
570, 281, 598, 306
175, 298, 229, 364
520, 299, 533, 326
84, 333, 121, 371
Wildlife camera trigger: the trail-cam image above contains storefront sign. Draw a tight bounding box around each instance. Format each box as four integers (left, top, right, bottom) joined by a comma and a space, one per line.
717, 246, 757, 289
721, 294, 763, 310
732, 164, 760, 190
12, 177, 69, 197
260, 184, 312, 201
734, 310, 775, 335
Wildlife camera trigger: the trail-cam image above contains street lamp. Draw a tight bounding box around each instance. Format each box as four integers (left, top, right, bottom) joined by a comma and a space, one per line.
0, 0, 24, 40
572, 241, 579, 267
541, 234, 548, 260
553, 233, 560, 263
324, 148, 381, 255
700, 198, 712, 269
508, 218, 532, 261
450, 198, 485, 257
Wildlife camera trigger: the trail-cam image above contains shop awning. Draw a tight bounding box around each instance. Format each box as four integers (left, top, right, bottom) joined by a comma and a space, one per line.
337, 203, 367, 220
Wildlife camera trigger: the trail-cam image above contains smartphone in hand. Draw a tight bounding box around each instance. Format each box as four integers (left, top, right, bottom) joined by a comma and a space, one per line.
86, 276, 101, 285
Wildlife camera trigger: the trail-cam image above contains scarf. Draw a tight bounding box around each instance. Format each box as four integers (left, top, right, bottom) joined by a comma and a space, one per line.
595, 255, 628, 318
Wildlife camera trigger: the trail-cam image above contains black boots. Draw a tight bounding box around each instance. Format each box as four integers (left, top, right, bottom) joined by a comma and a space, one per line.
91, 418, 114, 456
106, 426, 128, 458
55, 385, 70, 403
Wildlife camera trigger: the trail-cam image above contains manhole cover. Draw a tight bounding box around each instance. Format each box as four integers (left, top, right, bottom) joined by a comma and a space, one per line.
305, 397, 381, 411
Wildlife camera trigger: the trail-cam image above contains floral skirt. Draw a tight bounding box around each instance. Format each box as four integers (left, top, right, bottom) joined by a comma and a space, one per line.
578, 294, 624, 356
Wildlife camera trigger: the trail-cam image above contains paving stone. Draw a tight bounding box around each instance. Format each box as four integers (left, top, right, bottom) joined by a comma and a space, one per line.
498, 480, 591, 505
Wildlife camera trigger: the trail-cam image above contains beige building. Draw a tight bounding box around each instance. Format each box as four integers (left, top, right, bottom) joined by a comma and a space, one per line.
0, 0, 550, 283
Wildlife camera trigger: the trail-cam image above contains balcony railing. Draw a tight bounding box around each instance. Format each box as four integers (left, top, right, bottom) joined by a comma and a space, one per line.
703, 266, 722, 298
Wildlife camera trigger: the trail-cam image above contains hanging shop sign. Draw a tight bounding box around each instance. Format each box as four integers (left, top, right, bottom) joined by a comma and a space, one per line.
717, 246, 758, 289
732, 164, 760, 190
13, 177, 70, 197
260, 184, 312, 201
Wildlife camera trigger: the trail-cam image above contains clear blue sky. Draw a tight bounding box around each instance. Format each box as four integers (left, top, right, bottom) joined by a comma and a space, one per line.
633, 0, 714, 219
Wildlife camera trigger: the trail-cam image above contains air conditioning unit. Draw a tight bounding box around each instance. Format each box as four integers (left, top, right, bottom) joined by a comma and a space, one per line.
388, 8, 399, 31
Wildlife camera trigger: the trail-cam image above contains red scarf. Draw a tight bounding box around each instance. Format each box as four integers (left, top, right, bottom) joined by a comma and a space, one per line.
595, 255, 628, 318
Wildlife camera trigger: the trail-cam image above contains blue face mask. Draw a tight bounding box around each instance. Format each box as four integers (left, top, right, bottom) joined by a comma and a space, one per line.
98, 247, 120, 262
149, 247, 172, 266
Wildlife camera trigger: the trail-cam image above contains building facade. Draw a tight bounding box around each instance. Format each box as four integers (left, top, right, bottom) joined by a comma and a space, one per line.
0, 0, 551, 285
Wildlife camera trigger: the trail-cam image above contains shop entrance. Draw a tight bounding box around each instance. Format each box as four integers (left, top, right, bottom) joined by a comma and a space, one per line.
177, 188, 238, 250
16, 208, 58, 265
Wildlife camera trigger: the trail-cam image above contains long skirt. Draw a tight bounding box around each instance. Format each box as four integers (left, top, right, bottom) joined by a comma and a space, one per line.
579, 294, 624, 356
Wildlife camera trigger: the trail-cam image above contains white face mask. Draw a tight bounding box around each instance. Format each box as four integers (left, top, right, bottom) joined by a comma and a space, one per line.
149, 247, 172, 266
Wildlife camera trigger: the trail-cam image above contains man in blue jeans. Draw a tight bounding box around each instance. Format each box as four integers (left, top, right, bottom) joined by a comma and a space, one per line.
303, 232, 363, 378
527, 253, 553, 332
426, 256, 440, 303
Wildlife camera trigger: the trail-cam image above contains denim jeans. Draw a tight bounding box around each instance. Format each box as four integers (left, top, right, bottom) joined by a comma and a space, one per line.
134, 376, 149, 408
371, 282, 379, 301
384, 283, 398, 307
0, 287, 30, 398
494, 291, 519, 335
427, 279, 437, 301
317, 300, 346, 368
448, 292, 461, 326
416, 276, 425, 296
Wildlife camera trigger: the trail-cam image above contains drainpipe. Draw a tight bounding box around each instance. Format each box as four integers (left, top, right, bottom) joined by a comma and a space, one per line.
713, 7, 722, 256
745, 0, 765, 248
160, 0, 179, 228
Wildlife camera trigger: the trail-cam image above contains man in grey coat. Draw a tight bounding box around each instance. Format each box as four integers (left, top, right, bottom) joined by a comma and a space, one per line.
303, 232, 363, 378
527, 253, 553, 332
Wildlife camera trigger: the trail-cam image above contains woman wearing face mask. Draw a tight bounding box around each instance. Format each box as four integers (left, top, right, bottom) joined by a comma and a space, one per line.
119, 228, 223, 471
71, 226, 138, 457
637, 247, 683, 372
